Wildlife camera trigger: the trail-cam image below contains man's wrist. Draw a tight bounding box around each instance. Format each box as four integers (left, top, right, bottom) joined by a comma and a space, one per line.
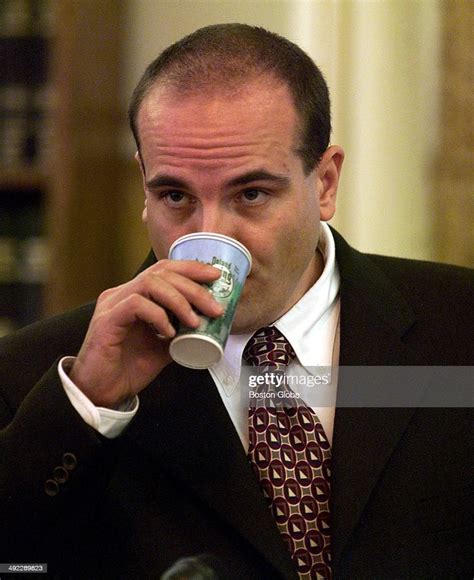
58, 357, 139, 438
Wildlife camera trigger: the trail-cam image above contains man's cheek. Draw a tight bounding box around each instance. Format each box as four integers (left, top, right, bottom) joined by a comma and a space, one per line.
238, 282, 252, 305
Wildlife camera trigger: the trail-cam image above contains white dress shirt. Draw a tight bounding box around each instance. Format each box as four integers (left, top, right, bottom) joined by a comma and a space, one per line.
210, 222, 340, 448
59, 222, 340, 444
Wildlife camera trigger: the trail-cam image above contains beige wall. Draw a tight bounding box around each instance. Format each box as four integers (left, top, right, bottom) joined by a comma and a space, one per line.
120, 0, 442, 274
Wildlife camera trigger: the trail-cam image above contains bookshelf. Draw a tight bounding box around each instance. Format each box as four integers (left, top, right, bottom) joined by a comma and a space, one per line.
0, 0, 126, 337
0, 0, 52, 336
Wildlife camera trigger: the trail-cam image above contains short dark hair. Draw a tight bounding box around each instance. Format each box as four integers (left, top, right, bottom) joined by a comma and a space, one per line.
128, 23, 331, 174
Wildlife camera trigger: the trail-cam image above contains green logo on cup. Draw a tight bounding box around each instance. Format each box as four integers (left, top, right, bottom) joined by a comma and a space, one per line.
210, 258, 233, 298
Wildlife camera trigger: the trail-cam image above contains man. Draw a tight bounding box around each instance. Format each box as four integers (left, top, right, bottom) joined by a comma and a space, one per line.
0, 24, 472, 579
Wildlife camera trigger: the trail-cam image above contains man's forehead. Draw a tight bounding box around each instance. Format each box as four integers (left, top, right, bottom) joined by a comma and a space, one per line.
137, 77, 297, 132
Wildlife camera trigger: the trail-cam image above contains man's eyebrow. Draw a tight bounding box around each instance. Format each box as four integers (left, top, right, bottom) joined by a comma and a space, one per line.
226, 170, 291, 188
146, 175, 188, 190
145, 170, 291, 191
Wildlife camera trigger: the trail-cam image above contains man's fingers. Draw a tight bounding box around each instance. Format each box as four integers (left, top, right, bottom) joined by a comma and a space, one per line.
94, 259, 224, 337
146, 270, 224, 324
98, 259, 221, 310
109, 293, 177, 338
150, 259, 221, 281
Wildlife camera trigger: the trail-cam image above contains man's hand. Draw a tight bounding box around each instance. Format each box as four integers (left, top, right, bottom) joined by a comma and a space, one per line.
69, 260, 223, 408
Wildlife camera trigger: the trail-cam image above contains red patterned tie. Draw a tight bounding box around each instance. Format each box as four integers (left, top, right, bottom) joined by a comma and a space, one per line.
244, 327, 332, 579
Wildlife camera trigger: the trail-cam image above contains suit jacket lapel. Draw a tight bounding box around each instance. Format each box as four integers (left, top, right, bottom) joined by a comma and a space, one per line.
330, 229, 418, 564
126, 363, 297, 579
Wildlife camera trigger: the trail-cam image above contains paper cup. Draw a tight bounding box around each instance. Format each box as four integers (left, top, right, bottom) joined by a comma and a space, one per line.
168, 233, 252, 369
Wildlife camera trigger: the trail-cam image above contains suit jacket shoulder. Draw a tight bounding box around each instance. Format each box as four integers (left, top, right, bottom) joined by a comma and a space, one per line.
331, 228, 474, 365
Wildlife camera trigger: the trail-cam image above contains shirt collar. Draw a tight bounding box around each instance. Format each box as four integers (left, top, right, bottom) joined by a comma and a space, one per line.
274, 222, 340, 368
209, 223, 340, 395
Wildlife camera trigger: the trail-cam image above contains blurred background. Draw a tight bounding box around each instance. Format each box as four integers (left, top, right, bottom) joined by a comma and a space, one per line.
0, 0, 472, 336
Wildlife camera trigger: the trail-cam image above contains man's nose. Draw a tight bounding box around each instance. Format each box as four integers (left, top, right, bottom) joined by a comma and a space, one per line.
196, 207, 235, 238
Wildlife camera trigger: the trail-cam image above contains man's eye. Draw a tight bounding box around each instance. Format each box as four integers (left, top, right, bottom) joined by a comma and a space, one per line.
161, 191, 188, 207
241, 189, 267, 204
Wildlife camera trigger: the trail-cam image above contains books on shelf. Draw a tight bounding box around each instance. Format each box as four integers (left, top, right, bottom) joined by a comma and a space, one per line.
0, 1, 53, 336
0, 0, 53, 171
0, 0, 54, 37
0, 190, 50, 337
0, 82, 54, 169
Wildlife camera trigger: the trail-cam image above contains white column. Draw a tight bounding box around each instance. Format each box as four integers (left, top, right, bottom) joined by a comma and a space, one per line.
329, 0, 440, 259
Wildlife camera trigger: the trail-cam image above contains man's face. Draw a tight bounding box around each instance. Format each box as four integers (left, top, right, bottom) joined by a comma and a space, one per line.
137, 79, 341, 333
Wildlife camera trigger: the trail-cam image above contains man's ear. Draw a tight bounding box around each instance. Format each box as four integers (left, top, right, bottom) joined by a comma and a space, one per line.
316, 145, 344, 222
135, 151, 148, 224
135, 150, 146, 180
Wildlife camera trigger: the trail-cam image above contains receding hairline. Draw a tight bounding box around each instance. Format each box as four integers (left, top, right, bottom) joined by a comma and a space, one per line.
134, 72, 303, 150
144, 65, 284, 99
134, 73, 305, 160
128, 23, 332, 173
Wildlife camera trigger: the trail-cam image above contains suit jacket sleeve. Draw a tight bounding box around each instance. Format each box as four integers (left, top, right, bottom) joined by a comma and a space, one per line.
0, 304, 117, 565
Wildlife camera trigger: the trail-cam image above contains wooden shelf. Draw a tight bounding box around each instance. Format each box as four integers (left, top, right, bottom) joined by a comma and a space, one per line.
1, 1, 128, 327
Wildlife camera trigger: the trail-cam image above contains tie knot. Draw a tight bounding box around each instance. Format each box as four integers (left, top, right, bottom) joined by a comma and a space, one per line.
243, 326, 296, 371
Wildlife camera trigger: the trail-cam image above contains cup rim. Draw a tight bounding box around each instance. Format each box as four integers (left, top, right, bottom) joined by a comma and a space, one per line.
168, 232, 252, 270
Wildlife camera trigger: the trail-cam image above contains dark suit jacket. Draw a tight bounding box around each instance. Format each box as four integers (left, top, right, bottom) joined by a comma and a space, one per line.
0, 230, 472, 579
